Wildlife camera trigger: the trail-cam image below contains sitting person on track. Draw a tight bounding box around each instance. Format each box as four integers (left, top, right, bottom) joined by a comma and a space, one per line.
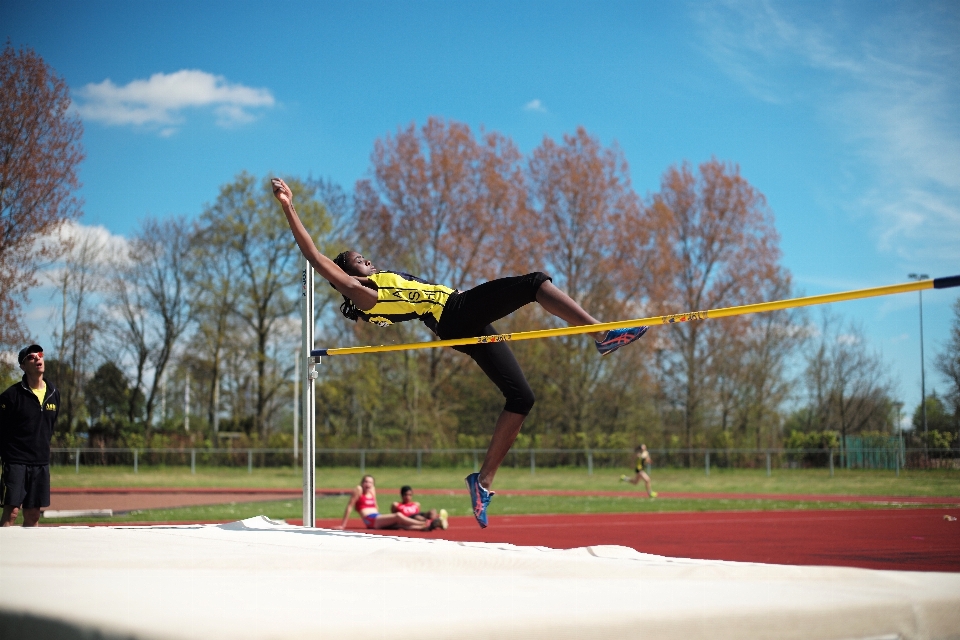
620, 443, 657, 498
337, 475, 442, 531
273, 177, 647, 529
392, 485, 448, 530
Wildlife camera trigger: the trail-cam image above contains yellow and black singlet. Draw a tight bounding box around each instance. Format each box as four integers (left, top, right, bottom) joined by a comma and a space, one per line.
635, 453, 647, 473
355, 271, 455, 334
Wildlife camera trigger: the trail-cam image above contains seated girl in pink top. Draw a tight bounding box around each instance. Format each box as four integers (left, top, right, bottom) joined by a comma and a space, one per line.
391, 485, 447, 529
338, 475, 443, 531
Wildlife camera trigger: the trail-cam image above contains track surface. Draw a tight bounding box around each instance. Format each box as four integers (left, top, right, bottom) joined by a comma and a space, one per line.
47, 487, 960, 511
298, 509, 960, 572
44, 489, 960, 572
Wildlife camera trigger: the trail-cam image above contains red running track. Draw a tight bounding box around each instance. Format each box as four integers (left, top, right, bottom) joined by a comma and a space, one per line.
289, 508, 960, 572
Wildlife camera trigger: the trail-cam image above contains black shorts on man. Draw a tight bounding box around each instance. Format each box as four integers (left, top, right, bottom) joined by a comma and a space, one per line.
0, 463, 51, 509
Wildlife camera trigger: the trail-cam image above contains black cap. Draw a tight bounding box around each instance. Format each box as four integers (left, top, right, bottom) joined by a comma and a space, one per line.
18, 344, 43, 365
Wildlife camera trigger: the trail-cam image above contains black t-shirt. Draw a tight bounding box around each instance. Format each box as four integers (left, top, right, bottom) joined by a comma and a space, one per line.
0, 378, 60, 464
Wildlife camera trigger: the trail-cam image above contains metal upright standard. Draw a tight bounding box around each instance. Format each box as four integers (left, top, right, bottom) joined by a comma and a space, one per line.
301, 259, 318, 528
293, 350, 299, 461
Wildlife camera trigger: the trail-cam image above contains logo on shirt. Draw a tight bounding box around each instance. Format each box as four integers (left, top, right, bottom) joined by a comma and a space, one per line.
45, 403, 57, 411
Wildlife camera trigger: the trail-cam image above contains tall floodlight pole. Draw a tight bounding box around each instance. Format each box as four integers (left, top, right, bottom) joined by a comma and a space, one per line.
301, 259, 317, 527
908, 273, 929, 460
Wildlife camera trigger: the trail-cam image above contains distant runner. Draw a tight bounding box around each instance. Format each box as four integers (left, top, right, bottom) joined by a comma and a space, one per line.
391, 485, 448, 529
621, 444, 657, 498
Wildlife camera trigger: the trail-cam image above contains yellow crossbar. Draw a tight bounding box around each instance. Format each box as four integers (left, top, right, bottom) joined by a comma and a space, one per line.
313, 275, 959, 358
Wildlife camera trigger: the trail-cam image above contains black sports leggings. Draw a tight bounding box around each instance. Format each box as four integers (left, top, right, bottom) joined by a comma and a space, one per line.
436, 272, 551, 415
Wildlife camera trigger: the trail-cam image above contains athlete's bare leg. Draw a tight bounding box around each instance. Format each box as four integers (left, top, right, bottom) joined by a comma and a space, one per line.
535, 282, 607, 340
638, 471, 653, 496
478, 410, 526, 490
625, 471, 654, 495
373, 512, 433, 531
1, 506, 18, 526
411, 509, 438, 522
474, 281, 630, 492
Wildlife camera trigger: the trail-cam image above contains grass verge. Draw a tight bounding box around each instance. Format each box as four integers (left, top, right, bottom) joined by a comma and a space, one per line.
36, 493, 960, 526
50, 464, 960, 497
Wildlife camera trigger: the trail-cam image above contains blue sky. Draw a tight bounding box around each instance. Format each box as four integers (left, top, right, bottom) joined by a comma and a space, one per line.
4, 0, 959, 421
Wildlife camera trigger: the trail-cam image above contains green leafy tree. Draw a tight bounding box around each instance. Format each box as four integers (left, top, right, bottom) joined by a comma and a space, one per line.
911, 392, 953, 443
199, 173, 331, 437
86, 362, 144, 434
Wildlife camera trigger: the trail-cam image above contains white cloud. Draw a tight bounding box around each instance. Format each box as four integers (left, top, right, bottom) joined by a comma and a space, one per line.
695, 1, 960, 273
524, 99, 547, 113
35, 221, 131, 289
836, 333, 860, 346
73, 69, 275, 134
54, 221, 130, 263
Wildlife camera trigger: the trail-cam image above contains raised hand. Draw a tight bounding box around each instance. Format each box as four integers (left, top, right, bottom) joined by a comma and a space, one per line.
271, 177, 292, 206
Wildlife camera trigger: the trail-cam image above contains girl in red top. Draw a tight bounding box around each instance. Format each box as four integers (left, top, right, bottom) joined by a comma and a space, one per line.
338, 475, 440, 531
391, 485, 448, 529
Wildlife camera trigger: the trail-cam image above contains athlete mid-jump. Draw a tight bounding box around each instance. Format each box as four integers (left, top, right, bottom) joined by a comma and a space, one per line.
273, 177, 647, 528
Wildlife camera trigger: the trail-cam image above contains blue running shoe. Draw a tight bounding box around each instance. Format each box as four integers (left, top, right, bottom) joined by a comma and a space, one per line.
465, 472, 495, 528
595, 326, 648, 356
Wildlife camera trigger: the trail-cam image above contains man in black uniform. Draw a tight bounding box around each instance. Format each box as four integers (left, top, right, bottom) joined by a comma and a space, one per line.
0, 344, 59, 526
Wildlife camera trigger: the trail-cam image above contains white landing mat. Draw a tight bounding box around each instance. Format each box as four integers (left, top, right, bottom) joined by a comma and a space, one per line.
1, 516, 959, 640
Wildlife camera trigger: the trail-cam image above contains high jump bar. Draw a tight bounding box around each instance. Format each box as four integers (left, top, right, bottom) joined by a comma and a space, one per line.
312, 274, 960, 358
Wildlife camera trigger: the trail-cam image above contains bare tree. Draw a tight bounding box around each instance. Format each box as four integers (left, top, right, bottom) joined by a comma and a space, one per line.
49, 227, 107, 430
525, 127, 651, 436
0, 42, 84, 347
108, 254, 151, 425
934, 298, 960, 445
351, 119, 531, 444
705, 275, 802, 449
186, 219, 242, 433
647, 159, 786, 454
108, 218, 192, 430
800, 311, 895, 446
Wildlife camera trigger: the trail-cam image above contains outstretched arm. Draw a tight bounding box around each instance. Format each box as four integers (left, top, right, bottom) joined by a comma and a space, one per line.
271, 178, 377, 311
338, 486, 361, 530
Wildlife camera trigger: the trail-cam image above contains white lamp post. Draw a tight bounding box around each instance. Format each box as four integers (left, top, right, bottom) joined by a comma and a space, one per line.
907, 273, 929, 459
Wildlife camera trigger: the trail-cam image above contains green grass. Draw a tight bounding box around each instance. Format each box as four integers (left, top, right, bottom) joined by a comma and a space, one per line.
50, 464, 960, 496
38, 492, 959, 527
37, 463, 960, 525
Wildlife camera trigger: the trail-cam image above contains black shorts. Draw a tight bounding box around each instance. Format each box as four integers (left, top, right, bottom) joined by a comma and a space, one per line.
1, 463, 51, 509
437, 273, 551, 415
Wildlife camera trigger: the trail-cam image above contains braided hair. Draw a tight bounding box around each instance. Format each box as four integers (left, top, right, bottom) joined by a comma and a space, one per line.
332, 251, 361, 322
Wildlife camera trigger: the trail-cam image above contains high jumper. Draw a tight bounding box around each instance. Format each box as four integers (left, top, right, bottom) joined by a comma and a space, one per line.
272, 177, 647, 528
